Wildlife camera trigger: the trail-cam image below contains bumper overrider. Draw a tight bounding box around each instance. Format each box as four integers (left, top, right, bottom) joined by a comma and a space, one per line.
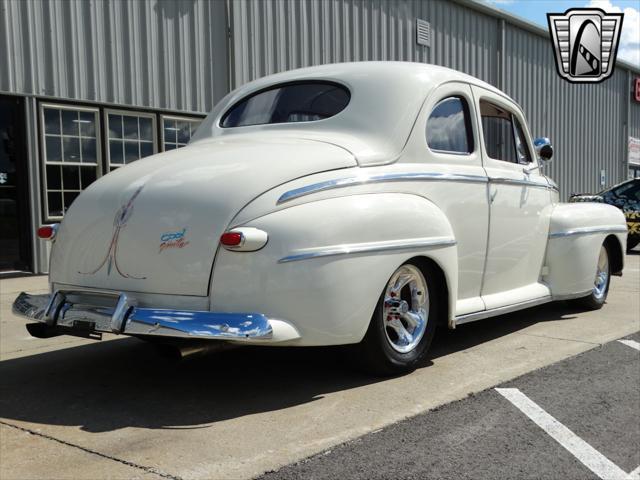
12, 290, 273, 341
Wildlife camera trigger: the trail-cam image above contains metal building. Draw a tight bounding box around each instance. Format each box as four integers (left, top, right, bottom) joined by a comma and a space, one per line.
1, 0, 639, 275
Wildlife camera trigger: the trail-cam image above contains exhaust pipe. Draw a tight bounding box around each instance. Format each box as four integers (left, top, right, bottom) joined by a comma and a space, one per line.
155, 340, 238, 360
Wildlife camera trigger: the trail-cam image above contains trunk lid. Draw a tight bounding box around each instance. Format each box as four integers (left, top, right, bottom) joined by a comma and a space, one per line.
50, 137, 355, 296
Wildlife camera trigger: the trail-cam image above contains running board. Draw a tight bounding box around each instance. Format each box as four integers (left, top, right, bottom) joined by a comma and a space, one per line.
454, 296, 552, 326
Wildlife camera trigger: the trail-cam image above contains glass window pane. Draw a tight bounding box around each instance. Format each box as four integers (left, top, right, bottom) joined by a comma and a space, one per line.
81, 139, 97, 164
63, 137, 81, 162
62, 110, 79, 136
139, 117, 153, 141
124, 141, 139, 163
480, 101, 517, 163
109, 114, 123, 139
62, 165, 81, 190
513, 118, 531, 164
123, 116, 138, 140
79, 111, 96, 137
44, 109, 61, 135
80, 166, 97, 188
63, 191, 80, 211
109, 140, 124, 164
164, 143, 176, 151
177, 122, 191, 144
140, 142, 154, 158
164, 119, 177, 144
426, 97, 471, 154
221, 82, 350, 128
47, 192, 63, 217
45, 136, 62, 162
190, 121, 200, 137
46, 165, 61, 190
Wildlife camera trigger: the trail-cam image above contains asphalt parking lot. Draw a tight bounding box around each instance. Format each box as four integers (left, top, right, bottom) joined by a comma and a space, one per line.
0, 252, 639, 480
261, 333, 640, 480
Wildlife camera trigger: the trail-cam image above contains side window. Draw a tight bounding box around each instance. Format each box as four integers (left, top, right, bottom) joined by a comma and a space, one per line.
615, 181, 640, 201
513, 117, 532, 164
480, 100, 532, 164
480, 101, 517, 163
426, 96, 473, 154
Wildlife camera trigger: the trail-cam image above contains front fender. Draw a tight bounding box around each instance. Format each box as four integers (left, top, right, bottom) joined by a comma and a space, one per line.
209, 193, 457, 346
545, 203, 626, 297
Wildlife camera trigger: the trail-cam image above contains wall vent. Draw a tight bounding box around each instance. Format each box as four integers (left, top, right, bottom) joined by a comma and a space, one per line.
416, 19, 431, 47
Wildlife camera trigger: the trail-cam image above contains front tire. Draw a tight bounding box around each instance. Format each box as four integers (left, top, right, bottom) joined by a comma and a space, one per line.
572, 243, 611, 310
355, 261, 438, 376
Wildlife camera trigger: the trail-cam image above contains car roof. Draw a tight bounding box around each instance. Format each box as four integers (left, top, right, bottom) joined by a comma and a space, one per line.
191, 62, 517, 165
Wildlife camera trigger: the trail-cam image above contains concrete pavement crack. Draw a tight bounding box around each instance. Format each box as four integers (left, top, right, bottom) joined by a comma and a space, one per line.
0, 420, 183, 480
516, 331, 603, 346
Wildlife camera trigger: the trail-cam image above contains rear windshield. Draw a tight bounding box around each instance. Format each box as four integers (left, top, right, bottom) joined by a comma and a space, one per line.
220, 81, 350, 128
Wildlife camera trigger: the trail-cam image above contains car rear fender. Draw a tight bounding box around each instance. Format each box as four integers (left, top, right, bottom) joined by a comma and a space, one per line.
209, 193, 458, 346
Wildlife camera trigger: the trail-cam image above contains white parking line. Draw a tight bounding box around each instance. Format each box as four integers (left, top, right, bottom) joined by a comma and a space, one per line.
496, 388, 635, 480
628, 465, 640, 480
618, 340, 640, 352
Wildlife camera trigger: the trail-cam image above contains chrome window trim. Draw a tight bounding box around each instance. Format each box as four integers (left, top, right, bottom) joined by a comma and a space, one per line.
548, 225, 628, 238
277, 172, 489, 204
278, 237, 457, 263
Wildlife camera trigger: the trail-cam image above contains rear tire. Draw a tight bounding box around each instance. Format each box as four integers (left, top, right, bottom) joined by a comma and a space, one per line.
354, 261, 439, 376
571, 243, 611, 310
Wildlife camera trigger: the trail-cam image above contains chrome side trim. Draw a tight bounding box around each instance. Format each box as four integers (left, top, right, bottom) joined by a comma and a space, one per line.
548, 225, 627, 238
455, 296, 552, 325
489, 176, 555, 190
278, 237, 456, 263
12, 291, 273, 340
277, 172, 488, 204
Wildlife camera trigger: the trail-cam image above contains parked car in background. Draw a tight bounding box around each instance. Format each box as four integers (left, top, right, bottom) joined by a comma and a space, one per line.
571, 179, 640, 251
12, 62, 627, 375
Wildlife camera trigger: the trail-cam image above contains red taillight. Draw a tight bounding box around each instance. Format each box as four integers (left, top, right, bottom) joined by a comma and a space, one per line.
220, 231, 243, 247
37, 225, 57, 240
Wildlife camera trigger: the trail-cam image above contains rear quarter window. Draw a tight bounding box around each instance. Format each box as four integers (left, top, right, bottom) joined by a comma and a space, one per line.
221, 81, 350, 128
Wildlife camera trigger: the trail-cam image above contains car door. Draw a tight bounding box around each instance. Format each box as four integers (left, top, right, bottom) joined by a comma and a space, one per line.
471, 85, 552, 308
403, 82, 489, 316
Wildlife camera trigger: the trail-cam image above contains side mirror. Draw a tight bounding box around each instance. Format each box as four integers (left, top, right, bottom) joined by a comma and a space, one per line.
534, 137, 553, 161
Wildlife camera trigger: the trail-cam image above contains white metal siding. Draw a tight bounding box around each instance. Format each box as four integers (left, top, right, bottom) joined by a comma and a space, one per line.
0, 0, 228, 113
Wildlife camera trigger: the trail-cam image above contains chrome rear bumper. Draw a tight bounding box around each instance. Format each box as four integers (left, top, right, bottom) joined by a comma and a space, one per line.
12, 291, 272, 340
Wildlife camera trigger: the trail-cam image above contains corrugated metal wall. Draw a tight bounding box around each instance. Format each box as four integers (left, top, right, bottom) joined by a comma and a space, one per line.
0, 0, 228, 113
230, 0, 497, 87
502, 23, 629, 196
229, 0, 639, 198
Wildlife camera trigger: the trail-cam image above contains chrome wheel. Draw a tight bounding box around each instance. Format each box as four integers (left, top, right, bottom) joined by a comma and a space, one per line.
382, 264, 429, 354
593, 246, 609, 301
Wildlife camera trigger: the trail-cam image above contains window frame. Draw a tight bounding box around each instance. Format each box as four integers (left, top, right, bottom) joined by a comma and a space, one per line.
425, 95, 475, 156
479, 99, 533, 165
160, 114, 203, 151
218, 80, 351, 129
39, 102, 102, 222
104, 108, 158, 171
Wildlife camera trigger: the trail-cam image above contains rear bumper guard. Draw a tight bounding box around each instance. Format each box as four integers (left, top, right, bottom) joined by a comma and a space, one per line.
12, 291, 273, 340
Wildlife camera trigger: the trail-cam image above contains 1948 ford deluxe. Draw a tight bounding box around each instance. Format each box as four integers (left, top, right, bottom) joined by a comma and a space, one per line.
13, 62, 627, 374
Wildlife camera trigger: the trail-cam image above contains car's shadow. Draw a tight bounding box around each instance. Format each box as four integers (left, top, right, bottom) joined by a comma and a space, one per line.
0, 302, 582, 433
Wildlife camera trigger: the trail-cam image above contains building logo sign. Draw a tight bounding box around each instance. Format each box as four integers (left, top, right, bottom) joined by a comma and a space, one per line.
547, 8, 623, 83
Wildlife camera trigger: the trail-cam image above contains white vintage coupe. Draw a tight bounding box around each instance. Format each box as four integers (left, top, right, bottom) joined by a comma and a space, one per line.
14, 62, 627, 374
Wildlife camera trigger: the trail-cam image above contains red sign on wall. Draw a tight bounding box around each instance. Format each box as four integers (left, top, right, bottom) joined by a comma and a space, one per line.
635, 78, 640, 102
